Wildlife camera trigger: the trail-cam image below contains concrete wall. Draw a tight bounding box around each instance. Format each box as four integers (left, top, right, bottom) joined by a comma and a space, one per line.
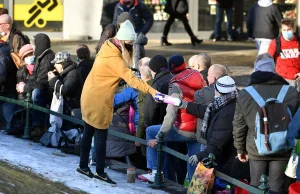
63, 0, 102, 40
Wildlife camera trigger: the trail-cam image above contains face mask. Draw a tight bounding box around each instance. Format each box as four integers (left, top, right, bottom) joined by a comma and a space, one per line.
124, 43, 133, 52
24, 56, 35, 65
282, 31, 294, 40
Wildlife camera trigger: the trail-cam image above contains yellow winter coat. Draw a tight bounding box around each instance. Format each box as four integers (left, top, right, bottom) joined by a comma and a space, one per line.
81, 39, 156, 129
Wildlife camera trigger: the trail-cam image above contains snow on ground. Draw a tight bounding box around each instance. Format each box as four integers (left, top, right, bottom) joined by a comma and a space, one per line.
0, 132, 167, 194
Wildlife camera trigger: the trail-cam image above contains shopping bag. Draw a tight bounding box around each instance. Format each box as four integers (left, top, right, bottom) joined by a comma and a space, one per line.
49, 81, 64, 129
285, 148, 299, 178
187, 162, 215, 194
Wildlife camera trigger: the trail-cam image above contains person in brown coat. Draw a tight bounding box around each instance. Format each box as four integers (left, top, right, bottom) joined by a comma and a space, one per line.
77, 20, 158, 186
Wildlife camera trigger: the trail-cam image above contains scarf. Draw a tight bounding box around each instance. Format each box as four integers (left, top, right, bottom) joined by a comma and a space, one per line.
258, 0, 272, 7
200, 90, 238, 140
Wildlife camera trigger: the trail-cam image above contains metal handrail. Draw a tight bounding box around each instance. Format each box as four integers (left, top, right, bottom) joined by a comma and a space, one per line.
0, 94, 269, 193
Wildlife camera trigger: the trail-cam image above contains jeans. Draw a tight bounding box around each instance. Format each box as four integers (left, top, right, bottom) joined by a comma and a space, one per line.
214, 6, 233, 39
80, 122, 108, 174
31, 88, 48, 126
255, 38, 272, 55
146, 125, 201, 181
163, 15, 195, 38
249, 160, 289, 194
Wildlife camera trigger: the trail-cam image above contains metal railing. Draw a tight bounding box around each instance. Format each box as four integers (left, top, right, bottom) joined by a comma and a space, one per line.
0, 93, 270, 193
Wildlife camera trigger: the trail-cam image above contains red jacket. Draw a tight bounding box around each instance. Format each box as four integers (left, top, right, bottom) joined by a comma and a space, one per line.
268, 36, 300, 80
170, 69, 206, 133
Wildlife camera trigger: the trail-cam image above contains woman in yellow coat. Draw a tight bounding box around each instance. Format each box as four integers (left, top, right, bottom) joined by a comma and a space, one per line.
76, 20, 157, 185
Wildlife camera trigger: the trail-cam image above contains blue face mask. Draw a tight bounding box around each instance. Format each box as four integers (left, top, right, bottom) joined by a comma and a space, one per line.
282, 31, 294, 40
24, 56, 35, 65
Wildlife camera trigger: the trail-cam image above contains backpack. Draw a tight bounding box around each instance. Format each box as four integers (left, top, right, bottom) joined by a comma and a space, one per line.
275, 36, 300, 59
245, 85, 292, 156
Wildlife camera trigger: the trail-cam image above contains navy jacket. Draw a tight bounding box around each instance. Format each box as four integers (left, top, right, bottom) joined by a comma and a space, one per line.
0, 43, 17, 98
113, 0, 153, 35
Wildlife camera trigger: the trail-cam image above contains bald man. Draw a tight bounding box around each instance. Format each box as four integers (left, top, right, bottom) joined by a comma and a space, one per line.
189, 53, 212, 85
194, 64, 227, 144
0, 14, 28, 53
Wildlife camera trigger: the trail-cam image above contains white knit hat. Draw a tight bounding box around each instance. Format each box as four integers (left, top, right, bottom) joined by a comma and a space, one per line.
116, 20, 136, 41
215, 76, 236, 94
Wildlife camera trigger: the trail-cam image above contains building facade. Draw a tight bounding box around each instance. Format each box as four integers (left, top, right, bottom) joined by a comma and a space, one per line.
2, 0, 299, 40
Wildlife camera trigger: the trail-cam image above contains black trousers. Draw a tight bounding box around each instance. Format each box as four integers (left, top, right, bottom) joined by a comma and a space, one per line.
249, 160, 289, 194
80, 122, 107, 175
163, 14, 194, 38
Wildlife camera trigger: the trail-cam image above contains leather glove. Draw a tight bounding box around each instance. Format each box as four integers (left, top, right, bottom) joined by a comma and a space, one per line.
177, 99, 188, 109
189, 155, 199, 166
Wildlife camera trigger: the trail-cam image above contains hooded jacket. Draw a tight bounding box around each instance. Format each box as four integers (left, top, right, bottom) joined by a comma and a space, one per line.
113, 0, 153, 35
24, 33, 55, 93
247, 2, 282, 39
81, 39, 156, 129
49, 61, 83, 110
233, 72, 299, 160
77, 59, 94, 83
0, 43, 17, 98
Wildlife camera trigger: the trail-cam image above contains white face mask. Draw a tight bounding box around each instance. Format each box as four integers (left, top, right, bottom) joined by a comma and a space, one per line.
24, 56, 35, 65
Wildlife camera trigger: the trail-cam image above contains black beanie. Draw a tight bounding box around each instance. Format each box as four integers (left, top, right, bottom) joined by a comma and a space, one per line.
149, 55, 168, 73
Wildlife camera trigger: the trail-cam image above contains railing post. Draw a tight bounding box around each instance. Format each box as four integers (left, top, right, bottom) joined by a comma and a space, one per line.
22, 92, 31, 139
258, 174, 270, 194
153, 132, 164, 188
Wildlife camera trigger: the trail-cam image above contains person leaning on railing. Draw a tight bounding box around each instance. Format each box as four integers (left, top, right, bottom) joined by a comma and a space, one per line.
76, 20, 159, 186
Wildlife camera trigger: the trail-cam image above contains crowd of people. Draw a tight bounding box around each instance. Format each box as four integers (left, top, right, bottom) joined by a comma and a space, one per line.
0, 0, 299, 193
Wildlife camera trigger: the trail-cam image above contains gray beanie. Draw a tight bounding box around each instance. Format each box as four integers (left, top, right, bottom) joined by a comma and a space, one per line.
254, 53, 275, 72
117, 12, 134, 27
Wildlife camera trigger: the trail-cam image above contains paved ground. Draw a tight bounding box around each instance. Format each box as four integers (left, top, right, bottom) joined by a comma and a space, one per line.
51, 39, 257, 87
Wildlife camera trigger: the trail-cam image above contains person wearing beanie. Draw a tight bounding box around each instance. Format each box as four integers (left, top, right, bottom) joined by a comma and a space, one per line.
16, 33, 55, 140
16, 44, 34, 101
233, 53, 299, 193
139, 54, 207, 183
176, 75, 238, 177
96, 12, 134, 53
113, 0, 153, 69
78, 19, 158, 185
144, 55, 172, 128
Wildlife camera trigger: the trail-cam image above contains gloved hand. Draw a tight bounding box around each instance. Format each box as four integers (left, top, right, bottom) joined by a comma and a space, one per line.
177, 99, 188, 109
189, 155, 199, 166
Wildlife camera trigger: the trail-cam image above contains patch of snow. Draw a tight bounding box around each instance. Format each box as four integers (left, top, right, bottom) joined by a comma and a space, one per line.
0, 133, 167, 194
8, 182, 15, 187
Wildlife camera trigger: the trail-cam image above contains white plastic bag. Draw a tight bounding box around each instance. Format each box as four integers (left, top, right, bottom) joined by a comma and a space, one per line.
285, 149, 298, 178
49, 81, 64, 129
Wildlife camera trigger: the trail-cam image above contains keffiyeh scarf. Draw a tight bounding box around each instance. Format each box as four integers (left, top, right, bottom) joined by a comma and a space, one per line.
200, 90, 238, 140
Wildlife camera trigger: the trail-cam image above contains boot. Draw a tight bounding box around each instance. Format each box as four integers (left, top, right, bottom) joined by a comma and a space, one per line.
161, 36, 172, 46
191, 36, 203, 46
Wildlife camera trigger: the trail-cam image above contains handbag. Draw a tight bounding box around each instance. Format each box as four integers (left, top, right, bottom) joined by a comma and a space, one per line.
11, 51, 23, 69
187, 162, 215, 194
285, 141, 299, 178
176, 0, 188, 14
40, 81, 64, 147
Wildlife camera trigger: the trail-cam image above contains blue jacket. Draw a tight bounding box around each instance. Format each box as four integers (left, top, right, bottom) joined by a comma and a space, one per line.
114, 87, 139, 129
288, 107, 300, 180
113, 0, 153, 35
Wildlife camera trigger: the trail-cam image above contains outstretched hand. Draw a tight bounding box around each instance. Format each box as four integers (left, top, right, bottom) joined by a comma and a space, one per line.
189, 155, 199, 166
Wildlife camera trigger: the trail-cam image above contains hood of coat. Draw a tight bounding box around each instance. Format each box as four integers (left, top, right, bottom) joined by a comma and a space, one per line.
249, 71, 289, 86
33, 33, 51, 58
258, 0, 272, 7
98, 39, 123, 59
120, 0, 138, 6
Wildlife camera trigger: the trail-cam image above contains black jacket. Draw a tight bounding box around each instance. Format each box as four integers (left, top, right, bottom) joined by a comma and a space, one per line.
186, 100, 237, 176
217, 0, 234, 8
96, 24, 117, 53
0, 43, 17, 98
144, 69, 172, 127
24, 34, 55, 93
16, 66, 30, 100
113, 0, 153, 35
164, 0, 188, 16
100, 0, 120, 28
77, 59, 94, 83
49, 62, 83, 110
247, 3, 282, 39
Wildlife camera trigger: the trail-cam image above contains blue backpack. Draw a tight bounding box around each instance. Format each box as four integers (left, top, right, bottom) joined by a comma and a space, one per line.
245, 85, 292, 156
